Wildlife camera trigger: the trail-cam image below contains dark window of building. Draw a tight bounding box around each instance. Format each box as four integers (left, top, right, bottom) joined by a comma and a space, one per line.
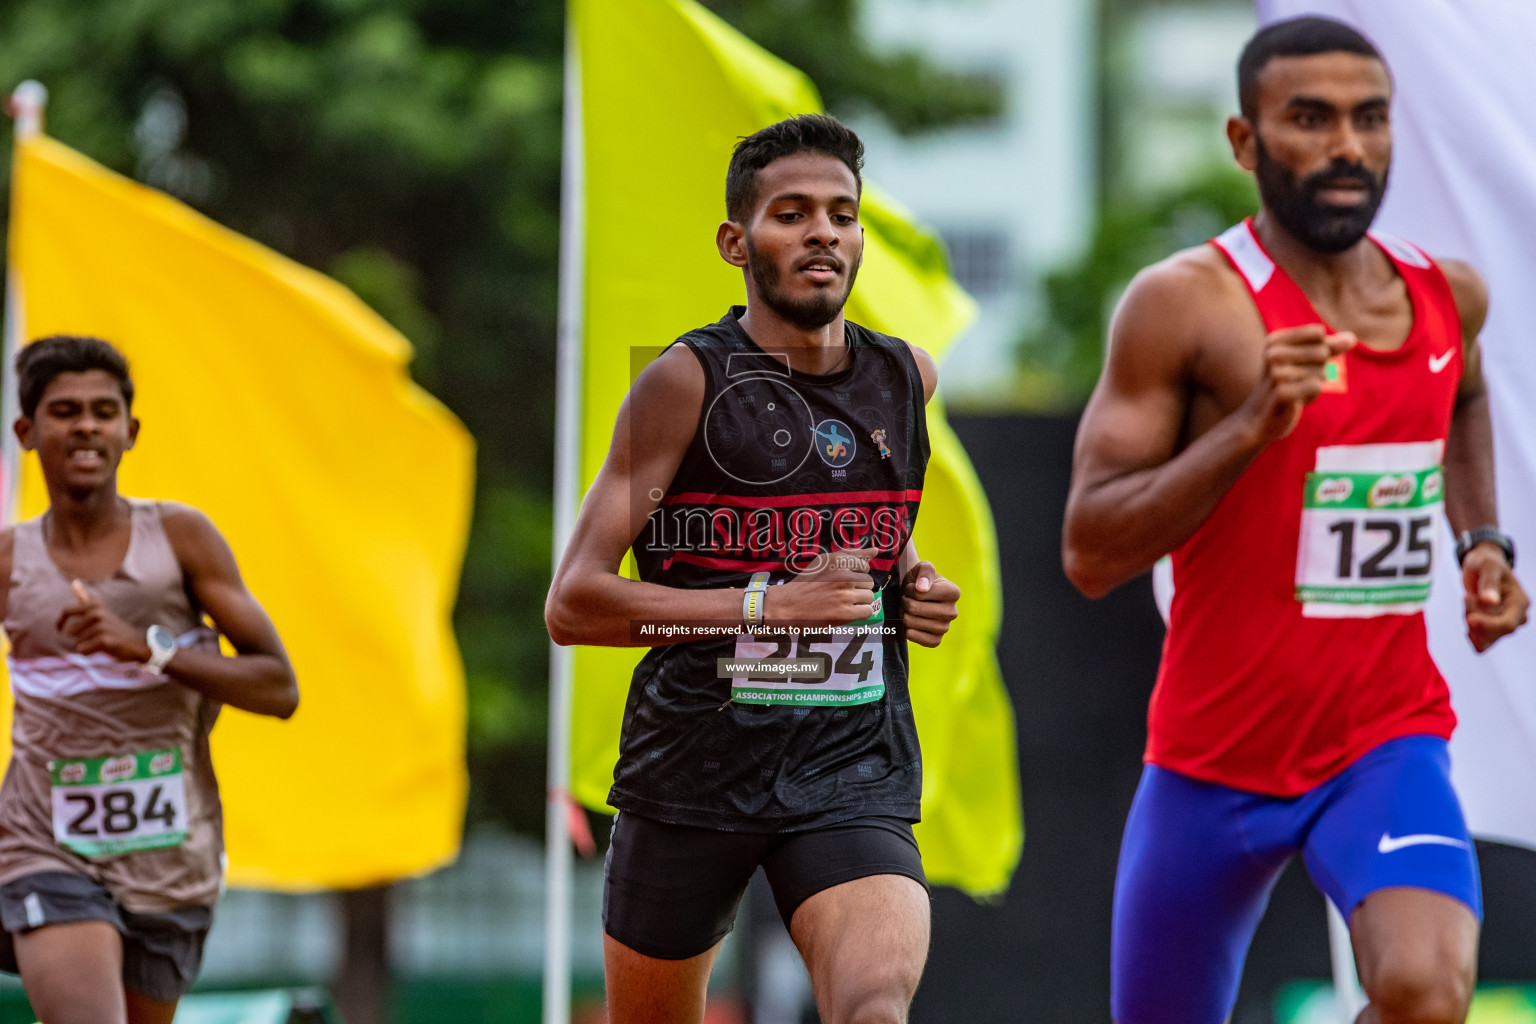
942, 230, 1010, 296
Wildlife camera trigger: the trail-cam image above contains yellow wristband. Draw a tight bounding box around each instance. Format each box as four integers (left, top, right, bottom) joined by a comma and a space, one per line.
743, 572, 771, 631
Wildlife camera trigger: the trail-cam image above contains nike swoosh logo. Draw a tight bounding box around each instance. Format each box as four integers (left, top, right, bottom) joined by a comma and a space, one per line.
1378, 832, 1469, 854
1429, 350, 1455, 373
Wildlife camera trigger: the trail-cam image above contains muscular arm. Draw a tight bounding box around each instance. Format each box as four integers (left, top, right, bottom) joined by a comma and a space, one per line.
1437, 258, 1527, 651
545, 346, 746, 647
160, 504, 299, 718
1065, 260, 1265, 598
1440, 259, 1497, 535
1062, 253, 1351, 598
891, 342, 961, 646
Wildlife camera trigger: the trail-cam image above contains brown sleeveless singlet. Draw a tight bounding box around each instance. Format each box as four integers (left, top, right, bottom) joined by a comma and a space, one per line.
0, 499, 224, 913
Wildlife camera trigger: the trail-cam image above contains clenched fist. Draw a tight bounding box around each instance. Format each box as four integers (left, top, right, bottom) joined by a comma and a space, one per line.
1241, 325, 1357, 445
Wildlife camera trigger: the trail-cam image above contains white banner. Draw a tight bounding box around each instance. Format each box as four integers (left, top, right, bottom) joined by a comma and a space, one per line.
1256, 0, 1536, 849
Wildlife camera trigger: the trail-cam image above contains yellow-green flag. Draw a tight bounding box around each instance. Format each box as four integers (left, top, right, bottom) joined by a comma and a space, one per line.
3, 134, 474, 890
570, 0, 1021, 896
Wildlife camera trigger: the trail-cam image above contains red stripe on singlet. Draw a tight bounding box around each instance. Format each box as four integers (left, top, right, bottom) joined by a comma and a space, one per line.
661, 551, 902, 572
662, 489, 922, 509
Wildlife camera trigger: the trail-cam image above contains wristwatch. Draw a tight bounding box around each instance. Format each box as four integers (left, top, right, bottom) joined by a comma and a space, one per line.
1455, 526, 1516, 569
145, 625, 178, 673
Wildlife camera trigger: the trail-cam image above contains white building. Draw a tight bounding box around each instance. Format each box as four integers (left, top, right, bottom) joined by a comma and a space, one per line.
852, 0, 1097, 405
1116, 3, 1256, 197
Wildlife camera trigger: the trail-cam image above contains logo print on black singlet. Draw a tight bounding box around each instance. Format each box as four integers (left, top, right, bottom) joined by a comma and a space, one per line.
704, 378, 815, 486
814, 419, 857, 468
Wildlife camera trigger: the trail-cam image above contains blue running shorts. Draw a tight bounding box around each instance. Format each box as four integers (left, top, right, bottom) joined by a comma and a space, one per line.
1111, 733, 1480, 1024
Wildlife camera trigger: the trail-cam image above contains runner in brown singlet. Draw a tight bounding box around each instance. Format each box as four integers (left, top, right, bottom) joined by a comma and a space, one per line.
0, 336, 298, 1024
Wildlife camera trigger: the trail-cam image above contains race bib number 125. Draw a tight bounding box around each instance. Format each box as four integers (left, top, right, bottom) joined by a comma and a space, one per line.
1295, 441, 1445, 618
50, 748, 189, 858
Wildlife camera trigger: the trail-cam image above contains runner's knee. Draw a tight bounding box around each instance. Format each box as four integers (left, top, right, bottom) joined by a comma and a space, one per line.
821, 962, 920, 1024
21, 982, 126, 1024
835, 991, 910, 1024
35, 1006, 126, 1024
1365, 955, 1473, 1024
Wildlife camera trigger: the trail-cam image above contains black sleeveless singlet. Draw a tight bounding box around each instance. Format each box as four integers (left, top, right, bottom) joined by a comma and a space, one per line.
608, 307, 930, 832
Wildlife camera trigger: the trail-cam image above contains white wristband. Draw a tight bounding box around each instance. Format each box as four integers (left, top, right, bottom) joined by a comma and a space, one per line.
742, 572, 770, 632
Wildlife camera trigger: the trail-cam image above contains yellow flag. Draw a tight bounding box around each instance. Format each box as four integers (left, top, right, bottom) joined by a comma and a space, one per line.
569, 0, 1021, 896
4, 135, 474, 890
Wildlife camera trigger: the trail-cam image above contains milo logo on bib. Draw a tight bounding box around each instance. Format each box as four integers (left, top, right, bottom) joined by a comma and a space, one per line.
1314, 477, 1353, 504
1368, 474, 1417, 507
1295, 441, 1444, 618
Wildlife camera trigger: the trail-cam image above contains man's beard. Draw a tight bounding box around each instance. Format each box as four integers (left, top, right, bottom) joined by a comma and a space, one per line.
1254, 135, 1388, 254
746, 235, 860, 329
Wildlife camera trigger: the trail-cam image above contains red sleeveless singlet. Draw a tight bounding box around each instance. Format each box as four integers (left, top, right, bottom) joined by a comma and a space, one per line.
1147, 218, 1463, 796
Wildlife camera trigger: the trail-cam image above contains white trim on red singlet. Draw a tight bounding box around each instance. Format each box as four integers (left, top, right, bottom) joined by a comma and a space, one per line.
1213, 221, 1275, 293
1369, 231, 1434, 269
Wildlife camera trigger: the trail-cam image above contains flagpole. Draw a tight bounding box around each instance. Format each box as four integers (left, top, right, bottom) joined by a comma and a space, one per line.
1327, 901, 1367, 1020
545, 14, 584, 1024
2, 80, 46, 525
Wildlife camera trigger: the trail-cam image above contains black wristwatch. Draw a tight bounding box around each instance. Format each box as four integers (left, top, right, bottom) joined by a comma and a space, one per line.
1455, 526, 1516, 569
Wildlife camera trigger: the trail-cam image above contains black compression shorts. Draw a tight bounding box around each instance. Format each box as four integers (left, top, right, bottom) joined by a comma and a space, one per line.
602, 812, 927, 960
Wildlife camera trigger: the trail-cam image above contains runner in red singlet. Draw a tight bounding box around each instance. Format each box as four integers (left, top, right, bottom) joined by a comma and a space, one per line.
1063, 17, 1527, 1024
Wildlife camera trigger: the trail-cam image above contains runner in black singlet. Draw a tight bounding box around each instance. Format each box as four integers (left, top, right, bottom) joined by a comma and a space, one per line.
547, 115, 961, 1024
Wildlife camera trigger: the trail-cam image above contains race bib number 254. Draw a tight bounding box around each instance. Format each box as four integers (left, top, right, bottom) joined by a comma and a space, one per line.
727, 595, 888, 706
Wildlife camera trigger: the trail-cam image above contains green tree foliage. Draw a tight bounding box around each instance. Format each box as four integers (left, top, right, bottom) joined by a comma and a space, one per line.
0, 0, 565, 834
1014, 168, 1259, 410
703, 0, 1003, 132
0, 0, 998, 836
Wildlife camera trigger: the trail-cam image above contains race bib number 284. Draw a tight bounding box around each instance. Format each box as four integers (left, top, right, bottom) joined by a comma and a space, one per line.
1295, 441, 1445, 618
50, 748, 189, 858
